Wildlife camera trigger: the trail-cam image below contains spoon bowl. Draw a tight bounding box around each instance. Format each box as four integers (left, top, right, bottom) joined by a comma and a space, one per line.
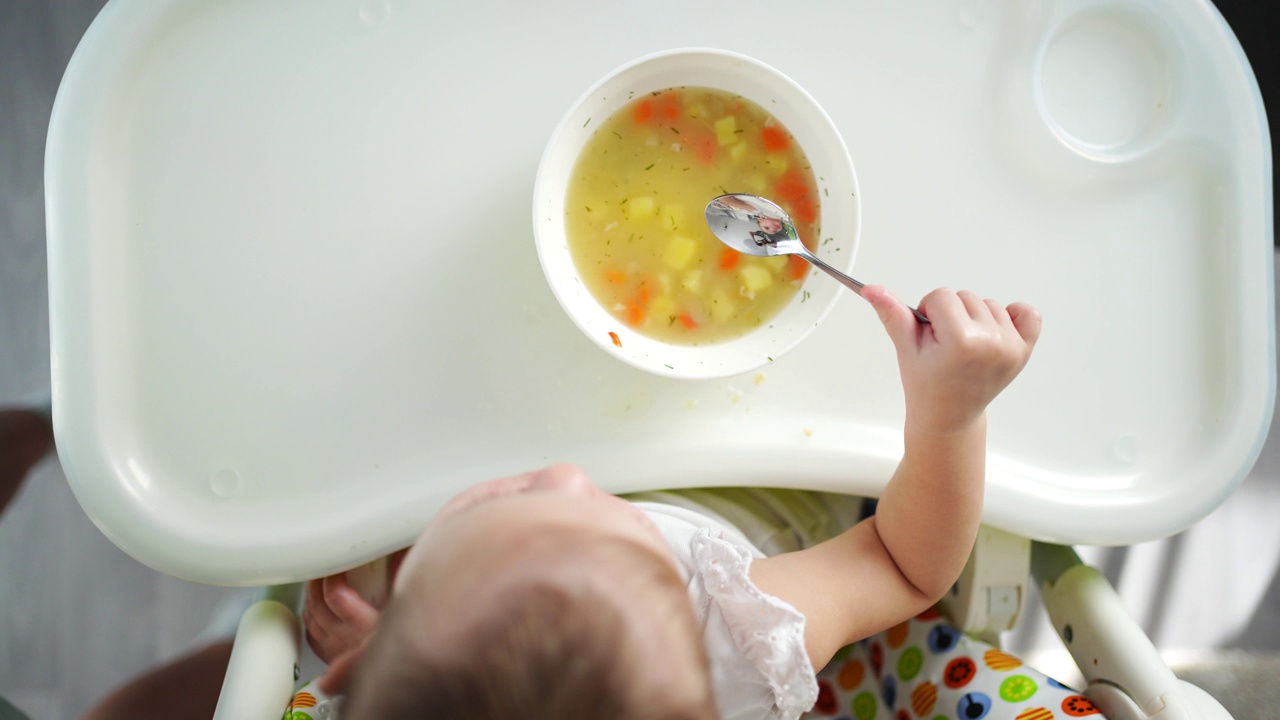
705, 194, 929, 324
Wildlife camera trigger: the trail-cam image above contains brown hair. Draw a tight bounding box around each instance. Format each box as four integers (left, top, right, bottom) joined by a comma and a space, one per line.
344, 536, 716, 720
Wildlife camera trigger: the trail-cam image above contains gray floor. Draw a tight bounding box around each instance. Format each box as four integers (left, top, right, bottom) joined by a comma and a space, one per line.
2, 2, 1278, 719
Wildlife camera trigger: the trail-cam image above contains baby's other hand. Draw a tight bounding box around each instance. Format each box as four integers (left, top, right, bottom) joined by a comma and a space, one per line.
864, 286, 1041, 434
303, 572, 381, 665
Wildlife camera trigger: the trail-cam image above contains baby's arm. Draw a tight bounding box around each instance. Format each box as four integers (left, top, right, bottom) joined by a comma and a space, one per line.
750, 286, 1041, 669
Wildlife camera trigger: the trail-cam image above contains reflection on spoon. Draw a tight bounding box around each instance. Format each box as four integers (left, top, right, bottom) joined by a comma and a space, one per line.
704, 193, 929, 324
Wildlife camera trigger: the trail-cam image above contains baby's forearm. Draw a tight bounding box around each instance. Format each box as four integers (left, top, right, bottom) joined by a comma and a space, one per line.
756, 286, 1038, 665
873, 413, 987, 601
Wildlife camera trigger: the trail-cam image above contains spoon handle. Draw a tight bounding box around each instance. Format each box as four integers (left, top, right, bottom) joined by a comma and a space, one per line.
795, 247, 931, 325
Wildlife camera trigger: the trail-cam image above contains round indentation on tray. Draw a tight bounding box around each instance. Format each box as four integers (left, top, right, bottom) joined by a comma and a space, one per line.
1035, 7, 1180, 156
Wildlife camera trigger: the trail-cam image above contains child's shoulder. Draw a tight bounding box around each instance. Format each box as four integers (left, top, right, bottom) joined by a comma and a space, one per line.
628, 495, 820, 719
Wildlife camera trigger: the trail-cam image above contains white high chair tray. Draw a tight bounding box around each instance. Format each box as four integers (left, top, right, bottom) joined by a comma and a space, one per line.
47, 0, 1274, 585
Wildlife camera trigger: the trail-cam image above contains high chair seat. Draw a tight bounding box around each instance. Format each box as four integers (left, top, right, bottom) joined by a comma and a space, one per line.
808, 612, 1101, 720
272, 612, 1103, 720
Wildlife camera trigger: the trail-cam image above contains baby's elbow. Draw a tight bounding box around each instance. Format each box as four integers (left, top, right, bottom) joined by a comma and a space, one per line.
899, 571, 957, 616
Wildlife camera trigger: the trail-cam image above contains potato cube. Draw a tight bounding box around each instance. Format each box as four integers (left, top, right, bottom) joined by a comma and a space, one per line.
708, 290, 736, 323
663, 235, 698, 269
729, 142, 748, 162
657, 273, 673, 295
627, 196, 656, 220
747, 173, 767, 193
739, 265, 773, 294
759, 255, 788, 272
714, 116, 738, 146
681, 269, 703, 293
765, 154, 788, 175
648, 295, 677, 324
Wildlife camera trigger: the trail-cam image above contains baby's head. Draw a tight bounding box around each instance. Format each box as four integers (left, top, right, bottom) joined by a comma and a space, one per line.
756, 215, 784, 235
333, 465, 717, 720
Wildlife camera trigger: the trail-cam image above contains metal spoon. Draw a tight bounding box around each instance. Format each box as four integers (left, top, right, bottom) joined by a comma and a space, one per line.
704, 193, 929, 324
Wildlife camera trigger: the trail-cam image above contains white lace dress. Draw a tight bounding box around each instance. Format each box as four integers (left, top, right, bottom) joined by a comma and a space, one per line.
629, 490, 865, 720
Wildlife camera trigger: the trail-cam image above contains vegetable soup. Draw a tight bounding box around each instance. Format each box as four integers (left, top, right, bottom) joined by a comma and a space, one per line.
565, 86, 821, 345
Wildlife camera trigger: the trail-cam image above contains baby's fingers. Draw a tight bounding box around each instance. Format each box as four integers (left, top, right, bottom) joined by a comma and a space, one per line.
917, 288, 985, 344
305, 578, 339, 629
322, 574, 380, 630
957, 290, 993, 322
1006, 302, 1043, 348
862, 285, 921, 352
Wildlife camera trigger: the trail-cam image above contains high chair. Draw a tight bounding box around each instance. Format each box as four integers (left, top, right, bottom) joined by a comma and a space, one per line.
44, 1, 1272, 719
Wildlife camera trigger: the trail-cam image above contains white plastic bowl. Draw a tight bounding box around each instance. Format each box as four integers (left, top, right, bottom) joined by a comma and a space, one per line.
533, 48, 859, 379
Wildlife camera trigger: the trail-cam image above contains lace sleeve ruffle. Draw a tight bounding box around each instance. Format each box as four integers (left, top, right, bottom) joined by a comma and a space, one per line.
689, 529, 818, 720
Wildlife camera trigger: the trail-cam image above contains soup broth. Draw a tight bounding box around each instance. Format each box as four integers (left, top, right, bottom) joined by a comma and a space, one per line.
565, 86, 821, 345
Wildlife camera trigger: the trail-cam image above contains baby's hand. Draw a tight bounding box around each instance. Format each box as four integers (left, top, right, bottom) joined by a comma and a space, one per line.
864, 286, 1041, 434
303, 572, 381, 665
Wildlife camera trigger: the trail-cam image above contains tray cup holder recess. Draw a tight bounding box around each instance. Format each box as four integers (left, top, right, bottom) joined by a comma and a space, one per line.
1033, 6, 1183, 160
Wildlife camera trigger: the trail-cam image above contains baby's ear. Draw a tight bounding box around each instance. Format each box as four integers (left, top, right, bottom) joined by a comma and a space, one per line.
318, 644, 365, 696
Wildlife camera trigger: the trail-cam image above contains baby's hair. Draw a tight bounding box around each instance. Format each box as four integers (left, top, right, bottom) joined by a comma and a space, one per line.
345, 535, 716, 720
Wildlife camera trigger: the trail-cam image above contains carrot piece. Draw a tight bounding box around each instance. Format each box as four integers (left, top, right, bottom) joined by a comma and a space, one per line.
657, 91, 681, 122
762, 126, 789, 152
624, 304, 645, 326
608, 331, 622, 347
678, 313, 698, 329
719, 247, 740, 271
633, 100, 654, 124
791, 196, 817, 225
691, 133, 717, 164
637, 282, 652, 305
775, 169, 808, 201
786, 254, 808, 280
604, 270, 626, 284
